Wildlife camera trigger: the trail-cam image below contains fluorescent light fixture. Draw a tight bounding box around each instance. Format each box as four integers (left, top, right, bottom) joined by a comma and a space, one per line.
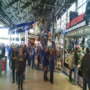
0, 24, 4, 27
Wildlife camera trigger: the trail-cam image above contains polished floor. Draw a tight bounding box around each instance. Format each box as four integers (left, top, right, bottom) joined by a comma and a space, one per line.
0, 65, 82, 90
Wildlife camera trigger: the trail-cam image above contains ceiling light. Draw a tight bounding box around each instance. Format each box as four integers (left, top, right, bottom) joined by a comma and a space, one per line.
29, 29, 34, 34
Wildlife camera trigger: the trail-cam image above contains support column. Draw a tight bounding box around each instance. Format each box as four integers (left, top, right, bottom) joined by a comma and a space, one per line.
52, 14, 55, 41
25, 26, 28, 45
9, 29, 11, 46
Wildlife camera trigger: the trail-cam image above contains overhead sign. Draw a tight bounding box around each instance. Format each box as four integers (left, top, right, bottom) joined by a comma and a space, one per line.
66, 13, 85, 29
10, 21, 34, 30
67, 21, 86, 32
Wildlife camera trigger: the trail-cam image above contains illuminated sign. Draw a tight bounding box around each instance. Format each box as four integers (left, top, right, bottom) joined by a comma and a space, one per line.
67, 21, 86, 32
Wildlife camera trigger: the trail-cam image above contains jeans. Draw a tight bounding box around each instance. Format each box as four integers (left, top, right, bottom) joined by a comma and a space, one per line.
12, 67, 17, 82
31, 55, 34, 68
74, 65, 78, 83
69, 69, 73, 81
83, 76, 90, 90
18, 71, 23, 90
50, 67, 54, 83
38, 58, 40, 67
44, 67, 48, 81
28, 56, 31, 66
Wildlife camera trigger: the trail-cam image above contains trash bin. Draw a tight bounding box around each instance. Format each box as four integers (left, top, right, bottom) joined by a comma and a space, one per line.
1, 59, 6, 72
0, 55, 7, 77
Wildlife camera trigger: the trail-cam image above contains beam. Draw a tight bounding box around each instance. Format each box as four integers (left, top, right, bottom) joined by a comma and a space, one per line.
21, 1, 57, 10
39, 3, 57, 8
18, 0, 24, 23
1, 7, 15, 25
21, 2, 32, 9
5, 0, 18, 8
35, 16, 48, 19
10, 6, 19, 24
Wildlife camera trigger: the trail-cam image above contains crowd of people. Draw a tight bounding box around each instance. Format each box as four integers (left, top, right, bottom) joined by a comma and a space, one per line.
68, 47, 90, 90
0, 43, 90, 90
7, 44, 56, 90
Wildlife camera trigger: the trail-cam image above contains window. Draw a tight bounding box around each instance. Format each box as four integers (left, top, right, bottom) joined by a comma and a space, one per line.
57, 18, 60, 26
67, 2, 76, 23
57, 24, 60, 29
78, 7, 83, 15
78, 0, 83, 7
82, 3, 86, 13
77, 0, 87, 15
83, 0, 87, 4
61, 19, 66, 30
68, 3, 76, 17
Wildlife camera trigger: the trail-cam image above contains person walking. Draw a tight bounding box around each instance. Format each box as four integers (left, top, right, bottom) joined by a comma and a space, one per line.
11, 47, 18, 83
68, 50, 74, 82
81, 48, 90, 90
49, 49, 55, 84
74, 48, 79, 85
17, 47, 25, 90
31, 46, 35, 69
37, 50, 41, 67
8, 45, 14, 69
43, 47, 48, 81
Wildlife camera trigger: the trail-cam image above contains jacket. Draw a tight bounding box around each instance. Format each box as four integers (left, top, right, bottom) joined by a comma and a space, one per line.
9, 48, 14, 58
11, 51, 18, 68
81, 54, 90, 78
17, 55, 25, 73
74, 52, 79, 65
68, 54, 74, 69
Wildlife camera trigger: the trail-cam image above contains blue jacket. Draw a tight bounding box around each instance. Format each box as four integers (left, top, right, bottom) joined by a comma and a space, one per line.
9, 48, 14, 57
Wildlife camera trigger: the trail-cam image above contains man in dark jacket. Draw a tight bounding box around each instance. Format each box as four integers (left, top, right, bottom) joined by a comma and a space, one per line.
8, 45, 14, 69
49, 49, 55, 84
17, 47, 25, 90
31, 46, 35, 69
11, 47, 18, 83
74, 48, 79, 85
43, 48, 48, 81
81, 48, 90, 90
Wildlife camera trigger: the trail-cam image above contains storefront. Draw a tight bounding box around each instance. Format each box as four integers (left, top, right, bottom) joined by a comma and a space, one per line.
63, 2, 90, 86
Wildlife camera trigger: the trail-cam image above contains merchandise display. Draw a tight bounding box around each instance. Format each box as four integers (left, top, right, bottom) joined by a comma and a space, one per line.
64, 32, 90, 76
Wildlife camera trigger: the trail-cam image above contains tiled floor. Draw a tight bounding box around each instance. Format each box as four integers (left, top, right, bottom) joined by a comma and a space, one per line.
0, 66, 82, 90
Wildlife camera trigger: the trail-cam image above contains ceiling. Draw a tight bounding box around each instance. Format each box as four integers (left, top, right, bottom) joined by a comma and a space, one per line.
0, 0, 76, 32
0, 0, 58, 27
